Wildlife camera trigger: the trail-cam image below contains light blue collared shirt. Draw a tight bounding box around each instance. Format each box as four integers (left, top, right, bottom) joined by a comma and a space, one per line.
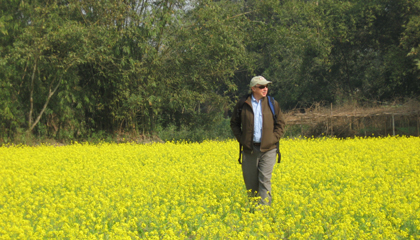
251, 95, 263, 143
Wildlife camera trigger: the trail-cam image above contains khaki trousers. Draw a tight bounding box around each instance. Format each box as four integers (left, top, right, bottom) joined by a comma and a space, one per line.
242, 145, 277, 205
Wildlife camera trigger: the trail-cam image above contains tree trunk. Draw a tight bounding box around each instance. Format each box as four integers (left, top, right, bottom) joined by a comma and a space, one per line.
28, 58, 37, 132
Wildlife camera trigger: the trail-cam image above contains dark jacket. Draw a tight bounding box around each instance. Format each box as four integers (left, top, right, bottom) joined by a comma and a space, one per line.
230, 95, 285, 153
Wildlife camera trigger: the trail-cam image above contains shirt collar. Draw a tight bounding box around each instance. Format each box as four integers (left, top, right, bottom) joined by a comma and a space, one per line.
251, 94, 261, 103
251, 94, 257, 102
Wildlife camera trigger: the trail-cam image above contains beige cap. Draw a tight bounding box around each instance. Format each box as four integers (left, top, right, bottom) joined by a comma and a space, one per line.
250, 76, 272, 87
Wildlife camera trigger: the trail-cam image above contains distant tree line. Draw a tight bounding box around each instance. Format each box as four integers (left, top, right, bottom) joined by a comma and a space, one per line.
1, 0, 419, 142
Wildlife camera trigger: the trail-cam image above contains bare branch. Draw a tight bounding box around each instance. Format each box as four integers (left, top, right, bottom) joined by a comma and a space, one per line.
28, 76, 62, 132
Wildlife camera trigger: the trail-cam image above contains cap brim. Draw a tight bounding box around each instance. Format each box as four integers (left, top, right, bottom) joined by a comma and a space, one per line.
258, 80, 272, 85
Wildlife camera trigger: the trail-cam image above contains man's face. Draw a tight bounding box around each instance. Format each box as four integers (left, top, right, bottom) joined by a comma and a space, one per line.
252, 84, 268, 99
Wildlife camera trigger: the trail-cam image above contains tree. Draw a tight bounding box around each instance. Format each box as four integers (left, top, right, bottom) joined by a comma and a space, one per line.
157, 0, 250, 130
319, 0, 420, 102
2, 2, 91, 137
237, 0, 331, 109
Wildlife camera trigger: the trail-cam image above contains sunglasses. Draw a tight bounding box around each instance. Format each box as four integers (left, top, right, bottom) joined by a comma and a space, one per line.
256, 85, 268, 89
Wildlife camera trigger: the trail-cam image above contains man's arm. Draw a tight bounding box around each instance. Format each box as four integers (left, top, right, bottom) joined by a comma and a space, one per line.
230, 102, 242, 143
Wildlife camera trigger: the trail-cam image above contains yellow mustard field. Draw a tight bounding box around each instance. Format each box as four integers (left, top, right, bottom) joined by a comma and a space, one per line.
1, 136, 419, 239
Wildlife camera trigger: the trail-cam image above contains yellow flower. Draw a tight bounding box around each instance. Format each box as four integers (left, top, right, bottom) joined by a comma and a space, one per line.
0, 137, 419, 238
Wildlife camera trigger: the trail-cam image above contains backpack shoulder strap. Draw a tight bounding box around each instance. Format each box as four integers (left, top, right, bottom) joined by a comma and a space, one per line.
267, 95, 277, 121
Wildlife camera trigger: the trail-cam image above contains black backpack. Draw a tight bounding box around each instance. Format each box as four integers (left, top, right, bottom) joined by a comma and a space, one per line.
236, 94, 281, 164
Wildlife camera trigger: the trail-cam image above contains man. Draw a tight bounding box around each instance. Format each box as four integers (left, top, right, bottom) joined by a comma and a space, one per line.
230, 76, 285, 206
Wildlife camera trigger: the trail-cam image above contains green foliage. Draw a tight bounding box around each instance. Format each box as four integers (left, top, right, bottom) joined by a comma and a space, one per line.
0, 0, 419, 143
403, 1, 420, 73
157, 117, 233, 143
318, 0, 420, 102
